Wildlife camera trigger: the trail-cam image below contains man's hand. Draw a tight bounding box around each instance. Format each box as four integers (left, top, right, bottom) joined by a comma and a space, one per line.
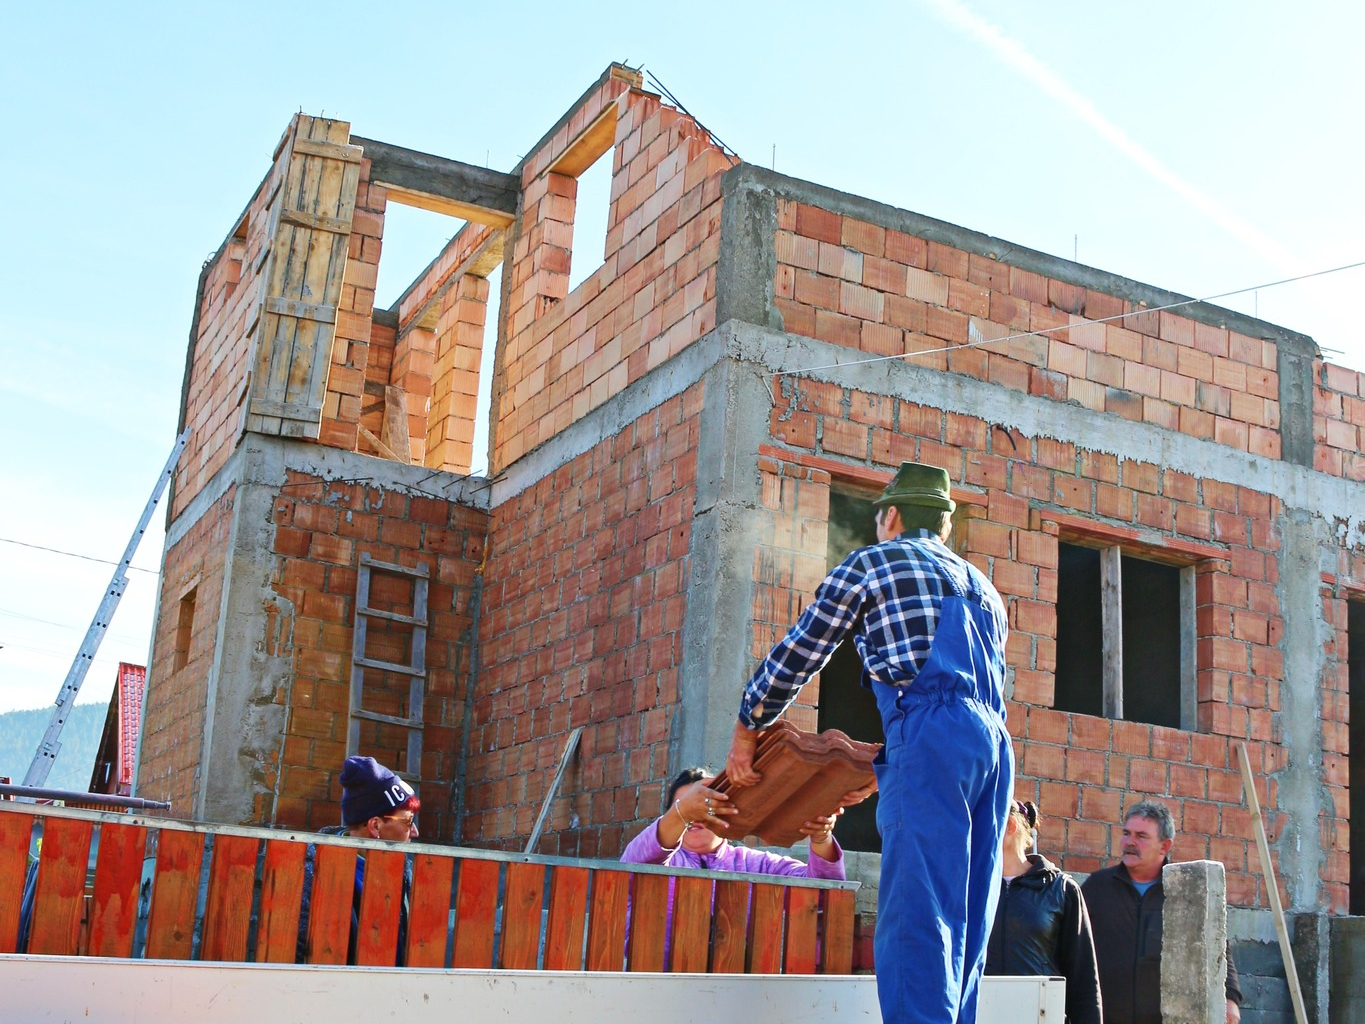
1226, 998, 1240, 1024
725, 721, 761, 786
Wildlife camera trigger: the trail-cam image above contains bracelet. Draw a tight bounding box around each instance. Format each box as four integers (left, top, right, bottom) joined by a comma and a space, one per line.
674, 800, 694, 829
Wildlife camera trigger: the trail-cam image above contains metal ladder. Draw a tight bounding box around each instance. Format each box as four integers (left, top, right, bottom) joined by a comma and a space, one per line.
347, 553, 429, 780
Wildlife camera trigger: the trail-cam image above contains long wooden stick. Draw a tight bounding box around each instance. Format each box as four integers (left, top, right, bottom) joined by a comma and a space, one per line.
1236, 742, 1309, 1024
524, 727, 583, 854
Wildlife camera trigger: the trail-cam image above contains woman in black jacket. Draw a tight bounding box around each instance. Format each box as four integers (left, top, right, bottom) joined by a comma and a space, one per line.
985, 800, 1103, 1024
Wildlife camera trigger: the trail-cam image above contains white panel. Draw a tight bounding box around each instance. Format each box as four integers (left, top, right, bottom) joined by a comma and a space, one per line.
1, 957, 1064, 1024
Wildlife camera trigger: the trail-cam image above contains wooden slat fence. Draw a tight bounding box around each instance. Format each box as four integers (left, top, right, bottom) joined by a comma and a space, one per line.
0, 803, 856, 975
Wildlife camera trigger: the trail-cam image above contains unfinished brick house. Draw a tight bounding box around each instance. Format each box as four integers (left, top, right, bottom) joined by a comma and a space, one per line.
137, 64, 1365, 1019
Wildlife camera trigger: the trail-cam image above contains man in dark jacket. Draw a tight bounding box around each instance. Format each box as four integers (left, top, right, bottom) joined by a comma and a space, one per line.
1081, 800, 1242, 1024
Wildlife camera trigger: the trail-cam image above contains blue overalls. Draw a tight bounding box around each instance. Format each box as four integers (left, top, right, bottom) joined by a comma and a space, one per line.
870, 555, 1014, 1024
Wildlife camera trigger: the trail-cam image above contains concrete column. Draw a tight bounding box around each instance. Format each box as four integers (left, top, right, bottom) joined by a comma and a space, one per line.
1276, 508, 1330, 914
1275, 333, 1316, 469
716, 164, 780, 331
1161, 859, 1228, 1024
673, 333, 775, 773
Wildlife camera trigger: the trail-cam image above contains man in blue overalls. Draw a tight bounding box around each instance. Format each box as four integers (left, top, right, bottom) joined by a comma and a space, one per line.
724, 461, 1014, 1024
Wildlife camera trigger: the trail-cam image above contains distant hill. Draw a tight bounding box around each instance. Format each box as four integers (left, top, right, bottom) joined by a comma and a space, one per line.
0, 703, 110, 791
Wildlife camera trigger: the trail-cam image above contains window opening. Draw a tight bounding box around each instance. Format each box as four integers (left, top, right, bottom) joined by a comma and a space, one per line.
1349, 599, 1365, 914
373, 204, 467, 310
1053, 541, 1192, 729
567, 149, 612, 293
817, 489, 884, 853
172, 588, 197, 673
469, 262, 502, 477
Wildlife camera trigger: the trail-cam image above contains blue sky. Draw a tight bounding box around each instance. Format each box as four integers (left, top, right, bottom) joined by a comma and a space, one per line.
2, 0, 1362, 718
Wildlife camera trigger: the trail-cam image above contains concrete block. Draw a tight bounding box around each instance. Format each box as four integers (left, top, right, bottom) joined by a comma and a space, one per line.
1161, 859, 1227, 1024
1329, 916, 1365, 1024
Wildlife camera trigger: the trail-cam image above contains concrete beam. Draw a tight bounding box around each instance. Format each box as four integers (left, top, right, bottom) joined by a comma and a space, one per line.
1161, 859, 1228, 1024
352, 136, 519, 227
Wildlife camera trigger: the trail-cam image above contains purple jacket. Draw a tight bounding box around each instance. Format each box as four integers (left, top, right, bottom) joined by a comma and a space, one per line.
618, 817, 846, 966
620, 817, 846, 879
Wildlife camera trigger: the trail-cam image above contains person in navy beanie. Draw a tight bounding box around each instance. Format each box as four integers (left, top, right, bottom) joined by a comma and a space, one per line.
297, 756, 420, 964
339, 755, 421, 840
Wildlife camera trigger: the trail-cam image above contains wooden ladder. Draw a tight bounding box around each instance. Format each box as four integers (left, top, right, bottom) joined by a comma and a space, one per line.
347, 553, 429, 780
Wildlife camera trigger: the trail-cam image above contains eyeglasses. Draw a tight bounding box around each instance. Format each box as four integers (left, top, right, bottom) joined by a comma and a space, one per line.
382, 813, 417, 829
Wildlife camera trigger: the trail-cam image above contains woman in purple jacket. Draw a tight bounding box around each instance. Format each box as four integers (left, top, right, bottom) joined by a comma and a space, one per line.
621, 767, 846, 878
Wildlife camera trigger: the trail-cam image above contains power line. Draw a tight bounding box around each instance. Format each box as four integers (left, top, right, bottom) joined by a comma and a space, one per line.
781, 256, 1365, 377
0, 537, 160, 575
0, 606, 147, 645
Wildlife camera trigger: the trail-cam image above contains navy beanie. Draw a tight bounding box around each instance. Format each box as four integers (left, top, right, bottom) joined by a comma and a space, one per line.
340, 756, 415, 827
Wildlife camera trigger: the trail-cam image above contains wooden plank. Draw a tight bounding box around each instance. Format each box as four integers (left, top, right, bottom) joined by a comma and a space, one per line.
0, 811, 33, 953
669, 874, 713, 972
380, 384, 412, 463
748, 882, 785, 974
354, 848, 405, 966
201, 833, 259, 962
305, 844, 358, 965
451, 857, 499, 968
256, 118, 318, 429
525, 726, 581, 855
88, 821, 148, 958
1239, 743, 1310, 1024
543, 864, 589, 971
355, 606, 425, 626
264, 296, 337, 323
784, 886, 820, 974
352, 656, 425, 677
585, 868, 629, 971
293, 137, 363, 162
279, 208, 353, 234
360, 554, 430, 578
627, 873, 669, 972
382, 186, 516, 227
144, 829, 205, 960
547, 106, 619, 178
247, 114, 358, 438
246, 398, 328, 421
357, 423, 404, 462
295, 119, 358, 432
820, 888, 856, 975
405, 852, 454, 968
256, 839, 306, 963
500, 861, 545, 969
1101, 545, 1124, 718
711, 878, 750, 974
28, 816, 94, 955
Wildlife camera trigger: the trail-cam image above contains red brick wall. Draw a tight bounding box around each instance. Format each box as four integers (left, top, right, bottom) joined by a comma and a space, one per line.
773, 199, 1284, 461
172, 211, 268, 520
495, 87, 727, 470
140, 487, 236, 810
1314, 360, 1365, 479
753, 376, 1341, 910
469, 383, 703, 855
269, 473, 486, 841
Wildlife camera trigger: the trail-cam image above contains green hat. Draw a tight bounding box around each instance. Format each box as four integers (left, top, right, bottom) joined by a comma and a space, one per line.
874, 461, 955, 512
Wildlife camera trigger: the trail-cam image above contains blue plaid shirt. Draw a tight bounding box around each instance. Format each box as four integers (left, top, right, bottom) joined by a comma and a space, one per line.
739, 529, 1007, 728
